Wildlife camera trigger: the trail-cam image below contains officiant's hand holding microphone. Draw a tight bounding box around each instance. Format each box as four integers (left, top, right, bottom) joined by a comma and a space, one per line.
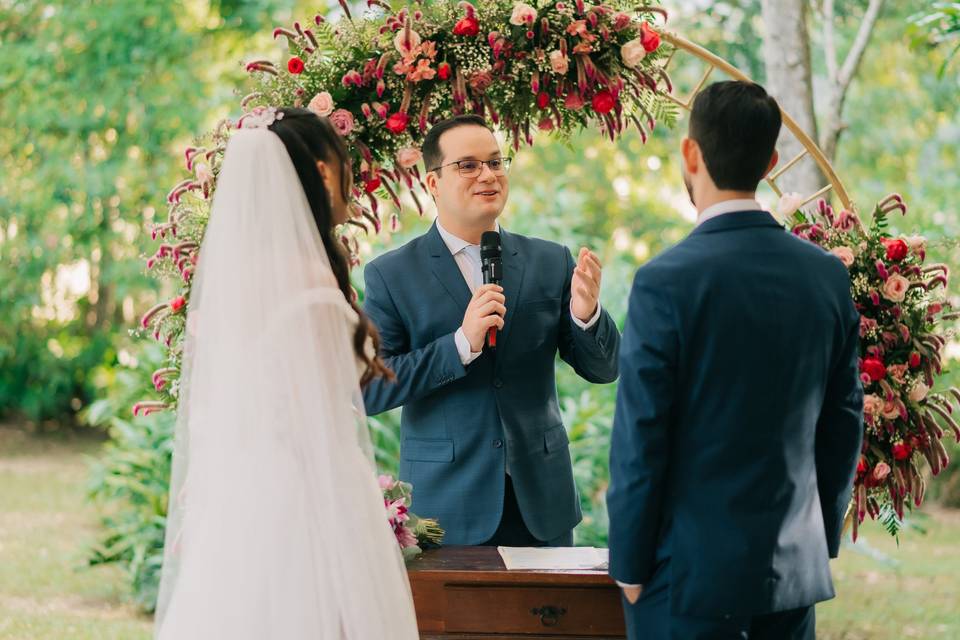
462, 284, 506, 352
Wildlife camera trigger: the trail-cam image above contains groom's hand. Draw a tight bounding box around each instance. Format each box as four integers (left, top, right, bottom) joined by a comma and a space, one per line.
571, 247, 602, 323
621, 585, 643, 605
462, 284, 506, 352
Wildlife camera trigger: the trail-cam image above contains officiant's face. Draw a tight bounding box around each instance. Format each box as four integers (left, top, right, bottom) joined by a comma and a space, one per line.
429, 125, 508, 227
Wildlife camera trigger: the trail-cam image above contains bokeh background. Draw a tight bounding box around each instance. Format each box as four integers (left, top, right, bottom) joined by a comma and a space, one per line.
1, 1, 958, 638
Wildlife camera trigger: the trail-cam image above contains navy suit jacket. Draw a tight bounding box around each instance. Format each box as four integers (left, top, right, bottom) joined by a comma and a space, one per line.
607, 210, 863, 618
363, 223, 620, 544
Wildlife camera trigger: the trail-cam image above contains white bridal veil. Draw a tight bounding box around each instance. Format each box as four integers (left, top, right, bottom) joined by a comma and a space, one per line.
154, 128, 418, 639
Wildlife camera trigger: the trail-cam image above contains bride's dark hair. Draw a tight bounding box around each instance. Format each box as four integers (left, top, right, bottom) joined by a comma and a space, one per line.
269, 107, 393, 386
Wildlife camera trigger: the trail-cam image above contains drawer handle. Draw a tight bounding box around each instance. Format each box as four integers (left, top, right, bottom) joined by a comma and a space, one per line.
531, 605, 567, 627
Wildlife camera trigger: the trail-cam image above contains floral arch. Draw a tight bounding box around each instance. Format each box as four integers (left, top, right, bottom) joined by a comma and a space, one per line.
135, 1, 956, 537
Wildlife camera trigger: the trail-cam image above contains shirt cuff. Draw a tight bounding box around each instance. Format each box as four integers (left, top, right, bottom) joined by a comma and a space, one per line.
616, 581, 642, 588
571, 301, 602, 330
455, 327, 482, 366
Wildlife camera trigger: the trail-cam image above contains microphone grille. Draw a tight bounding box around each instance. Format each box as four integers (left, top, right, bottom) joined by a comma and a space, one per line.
480, 231, 501, 258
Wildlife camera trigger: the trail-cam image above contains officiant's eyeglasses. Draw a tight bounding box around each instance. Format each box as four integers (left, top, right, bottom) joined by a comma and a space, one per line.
429, 157, 512, 178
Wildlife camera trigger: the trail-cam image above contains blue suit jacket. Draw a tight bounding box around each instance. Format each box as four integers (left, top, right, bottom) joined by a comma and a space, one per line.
362, 223, 620, 544
607, 211, 863, 618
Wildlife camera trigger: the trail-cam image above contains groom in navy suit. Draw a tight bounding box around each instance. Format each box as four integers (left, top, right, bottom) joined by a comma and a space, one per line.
362, 115, 620, 546
607, 81, 864, 639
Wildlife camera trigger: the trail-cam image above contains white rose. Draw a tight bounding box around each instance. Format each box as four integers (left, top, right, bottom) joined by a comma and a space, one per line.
509, 3, 538, 26
620, 38, 647, 68
908, 382, 929, 403
776, 192, 805, 219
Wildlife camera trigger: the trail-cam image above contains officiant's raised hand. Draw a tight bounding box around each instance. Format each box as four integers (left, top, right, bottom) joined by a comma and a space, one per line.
462, 284, 506, 352
571, 247, 603, 323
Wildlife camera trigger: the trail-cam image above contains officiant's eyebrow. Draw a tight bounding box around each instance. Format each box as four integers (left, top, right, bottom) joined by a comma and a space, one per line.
455, 150, 503, 161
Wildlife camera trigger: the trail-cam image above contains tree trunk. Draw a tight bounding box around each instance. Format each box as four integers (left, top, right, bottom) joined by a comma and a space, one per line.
760, 0, 825, 197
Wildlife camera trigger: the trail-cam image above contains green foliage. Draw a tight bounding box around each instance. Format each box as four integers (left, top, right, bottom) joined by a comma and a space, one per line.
85, 343, 174, 612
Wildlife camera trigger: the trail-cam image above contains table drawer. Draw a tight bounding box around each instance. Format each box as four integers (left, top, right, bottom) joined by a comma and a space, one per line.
443, 584, 625, 636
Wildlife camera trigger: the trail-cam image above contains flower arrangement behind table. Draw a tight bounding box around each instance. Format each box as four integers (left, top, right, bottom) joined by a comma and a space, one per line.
380, 475, 444, 558
783, 194, 959, 538
136, 0, 677, 416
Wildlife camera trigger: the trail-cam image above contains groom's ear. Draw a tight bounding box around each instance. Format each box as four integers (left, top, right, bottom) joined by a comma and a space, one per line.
681, 137, 700, 174
762, 150, 780, 179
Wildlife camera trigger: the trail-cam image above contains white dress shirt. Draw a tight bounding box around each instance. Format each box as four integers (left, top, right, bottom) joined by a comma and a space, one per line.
696, 198, 763, 226
435, 220, 602, 366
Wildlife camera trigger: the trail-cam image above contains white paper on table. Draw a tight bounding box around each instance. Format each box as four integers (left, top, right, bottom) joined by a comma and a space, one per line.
497, 546, 609, 571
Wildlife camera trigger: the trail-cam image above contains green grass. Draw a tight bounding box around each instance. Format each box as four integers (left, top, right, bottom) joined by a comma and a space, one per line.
1, 423, 958, 639
0, 425, 151, 640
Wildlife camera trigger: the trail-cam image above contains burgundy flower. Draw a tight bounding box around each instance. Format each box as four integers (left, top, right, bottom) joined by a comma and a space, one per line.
860, 357, 886, 382
438, 62, 451, 80
909, 352, 922, 368
537, 91, 550, 109
591, 89, 616, 114
287, 56, 305, 74
364, 176, 382, 193
892, 442, 912, 461
453, 16, 480, 37
883, 238, 909, 262
385, 111, 410, 134
640, 22, 660, 52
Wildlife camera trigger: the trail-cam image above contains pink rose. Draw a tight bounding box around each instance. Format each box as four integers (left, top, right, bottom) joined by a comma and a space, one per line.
881, 399, 900, 420
863, 394, 883, 416
612, 12, 632, 31
378, 474, 396, 490
908, 381, 929, 403
308, 91, 335, 117
887, 364, 908, 384
620, 38, 647, 68
830, 246, 855, 268
872, 462, 891, 482
881, 273, 910, 302
396, 147, 422, 169
509, 3, 538, 26
859, 316, 878, 338
549, 50, 569, 74
394, 28, 422, 54
906, 235, 926, 255
329, 109, 355, 136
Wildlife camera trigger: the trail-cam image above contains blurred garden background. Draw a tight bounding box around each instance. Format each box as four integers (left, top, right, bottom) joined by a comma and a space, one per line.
2, 1, 959, 638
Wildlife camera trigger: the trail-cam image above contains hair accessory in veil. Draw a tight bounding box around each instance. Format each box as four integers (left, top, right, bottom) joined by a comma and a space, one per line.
237, 105, 284, 130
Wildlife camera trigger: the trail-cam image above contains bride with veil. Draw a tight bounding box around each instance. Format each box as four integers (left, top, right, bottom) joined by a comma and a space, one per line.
153, 107, 420, 639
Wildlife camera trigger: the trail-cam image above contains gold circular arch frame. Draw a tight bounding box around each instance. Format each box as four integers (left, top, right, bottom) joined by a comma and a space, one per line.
656, 31, 853, 212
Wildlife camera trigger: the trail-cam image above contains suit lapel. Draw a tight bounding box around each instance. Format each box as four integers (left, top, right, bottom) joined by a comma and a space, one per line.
427, 222, 472, 312
497, 228, 525, 350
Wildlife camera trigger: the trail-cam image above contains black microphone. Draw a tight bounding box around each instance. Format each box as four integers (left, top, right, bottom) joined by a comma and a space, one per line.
480, 231, 503, 349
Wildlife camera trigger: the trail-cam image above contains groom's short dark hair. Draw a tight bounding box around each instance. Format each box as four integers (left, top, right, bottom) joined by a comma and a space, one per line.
423, 114, 493, 175
689, 81, 782, 191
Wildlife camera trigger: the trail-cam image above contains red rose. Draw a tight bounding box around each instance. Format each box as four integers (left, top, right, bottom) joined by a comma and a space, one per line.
364, 176, 382, 194
884, 238, 909, 262
640, 22, 660, 52
438, 62, 451, 80
169, 296, 186, 312
860, 357, 886, 382
537, 92, 550, 109
909, 352, 922, 368
591, 89, 616, 114
385, 112, 410, 134
453, 16, 480, 37
287, 56, 305, 74
892, 442, 912, 461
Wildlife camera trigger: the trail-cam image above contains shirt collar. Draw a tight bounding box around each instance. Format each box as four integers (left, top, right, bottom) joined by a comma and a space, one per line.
435, 218, 500, 256
696, 199, 763, 227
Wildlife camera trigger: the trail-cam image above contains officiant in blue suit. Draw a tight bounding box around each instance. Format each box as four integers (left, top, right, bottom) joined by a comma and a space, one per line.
362, 114, 620, 547
607, 81, 864, 640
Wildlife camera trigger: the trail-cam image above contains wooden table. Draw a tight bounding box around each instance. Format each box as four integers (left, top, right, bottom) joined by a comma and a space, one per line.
407, 546, 626, 639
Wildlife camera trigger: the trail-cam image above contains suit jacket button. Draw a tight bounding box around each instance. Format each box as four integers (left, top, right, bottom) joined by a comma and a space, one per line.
493, 378, 503, 388
493, 439, 503, 448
